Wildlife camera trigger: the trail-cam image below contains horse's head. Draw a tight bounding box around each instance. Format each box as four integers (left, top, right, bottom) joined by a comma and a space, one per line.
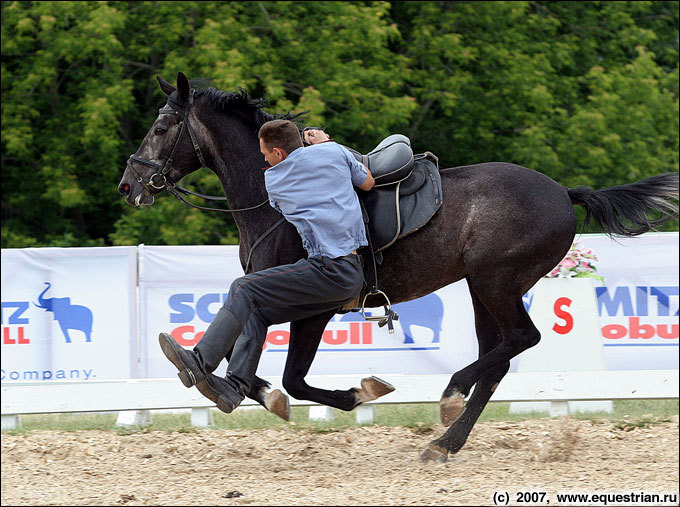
118, 72, 206, 206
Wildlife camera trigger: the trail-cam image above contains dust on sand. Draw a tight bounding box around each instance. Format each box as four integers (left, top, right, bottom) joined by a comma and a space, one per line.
2, 417, 678, 506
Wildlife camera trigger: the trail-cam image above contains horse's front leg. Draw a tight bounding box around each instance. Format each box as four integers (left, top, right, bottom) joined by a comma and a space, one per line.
223, 344, 290, 420
283, 310, 394, 411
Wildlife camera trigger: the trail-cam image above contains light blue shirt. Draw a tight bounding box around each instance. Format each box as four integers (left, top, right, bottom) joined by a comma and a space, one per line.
264, 142, 369, 258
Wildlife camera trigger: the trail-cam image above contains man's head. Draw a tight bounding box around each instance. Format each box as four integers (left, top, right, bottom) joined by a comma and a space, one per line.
258, 119, 303, 167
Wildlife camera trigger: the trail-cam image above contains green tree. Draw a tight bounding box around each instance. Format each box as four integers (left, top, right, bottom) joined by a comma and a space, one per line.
2, 1, 677, 249
391, 2, 679, 193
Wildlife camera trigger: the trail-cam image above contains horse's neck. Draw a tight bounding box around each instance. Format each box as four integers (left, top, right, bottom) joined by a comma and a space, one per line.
202, 114, 281, 245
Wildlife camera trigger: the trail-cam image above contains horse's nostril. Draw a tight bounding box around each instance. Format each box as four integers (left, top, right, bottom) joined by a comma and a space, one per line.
119, 183, 130, 195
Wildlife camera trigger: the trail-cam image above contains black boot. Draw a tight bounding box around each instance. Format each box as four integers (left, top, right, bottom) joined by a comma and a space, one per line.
159, 307, 242, 403
212, 333, 265, 414
193, 307, 243, 373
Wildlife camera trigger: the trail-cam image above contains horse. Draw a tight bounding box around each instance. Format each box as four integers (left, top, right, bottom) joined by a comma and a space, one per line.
118, 72, 678, 462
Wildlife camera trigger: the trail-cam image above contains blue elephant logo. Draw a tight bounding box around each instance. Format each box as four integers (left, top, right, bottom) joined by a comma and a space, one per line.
34, 282, 93, 343
522, 290, 534, 313
339, 292, 444, 344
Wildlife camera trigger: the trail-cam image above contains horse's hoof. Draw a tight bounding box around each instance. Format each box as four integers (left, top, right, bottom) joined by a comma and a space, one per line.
420, 443, 448, 463
264, 389, 290, 421
357, 376, 396, 403
439, 391, 466, 426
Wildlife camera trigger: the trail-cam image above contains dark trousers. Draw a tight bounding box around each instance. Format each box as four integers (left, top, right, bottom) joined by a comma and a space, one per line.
194, 253, 364, 396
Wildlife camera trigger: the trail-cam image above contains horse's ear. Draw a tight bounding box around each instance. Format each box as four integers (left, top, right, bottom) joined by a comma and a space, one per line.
177, 72, 190, 101
157, 76, 176, 96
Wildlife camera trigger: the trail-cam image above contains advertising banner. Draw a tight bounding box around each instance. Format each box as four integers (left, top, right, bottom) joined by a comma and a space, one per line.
4, 233, 674, 383
138, 244, 480, 379
138, 245, 248, 379
1, 247, 138, 382
569, 233, 677, 370
138, 233, 678, 379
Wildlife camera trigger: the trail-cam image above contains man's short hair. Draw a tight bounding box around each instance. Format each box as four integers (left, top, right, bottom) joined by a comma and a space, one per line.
258, 119, 303, 155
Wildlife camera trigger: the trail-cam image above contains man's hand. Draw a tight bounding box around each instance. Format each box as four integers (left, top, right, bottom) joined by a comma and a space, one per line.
358, 165, 375, 191
304, 129, 331, 145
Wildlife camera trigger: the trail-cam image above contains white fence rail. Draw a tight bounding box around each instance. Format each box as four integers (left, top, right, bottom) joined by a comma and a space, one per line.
2, 370, 677, 430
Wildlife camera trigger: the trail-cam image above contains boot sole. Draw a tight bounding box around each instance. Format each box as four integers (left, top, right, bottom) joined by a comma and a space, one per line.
195, 380, 219, 404
216, 393, 241, 414
158, 333, 206, 388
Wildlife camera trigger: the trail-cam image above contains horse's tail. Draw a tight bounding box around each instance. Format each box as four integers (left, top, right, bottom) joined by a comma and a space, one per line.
567, 172, 679, 237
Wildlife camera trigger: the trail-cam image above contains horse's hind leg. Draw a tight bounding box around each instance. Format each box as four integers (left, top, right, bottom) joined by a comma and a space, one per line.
422, 275, 540, 461
283, 311, 394, 410
421, 286, 510, 462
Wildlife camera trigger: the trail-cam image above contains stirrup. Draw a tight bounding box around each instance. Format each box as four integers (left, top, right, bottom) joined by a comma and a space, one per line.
361, 289, 399, 334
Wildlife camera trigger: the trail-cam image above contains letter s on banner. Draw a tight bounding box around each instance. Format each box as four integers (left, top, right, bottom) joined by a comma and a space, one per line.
552, 297, 574, 335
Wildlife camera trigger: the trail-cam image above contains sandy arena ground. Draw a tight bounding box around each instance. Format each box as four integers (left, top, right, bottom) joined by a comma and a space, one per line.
2, 417, 678, 506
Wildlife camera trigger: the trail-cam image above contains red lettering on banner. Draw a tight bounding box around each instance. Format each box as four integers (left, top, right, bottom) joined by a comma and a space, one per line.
629, 317, 655, 339
602, 318, 679, 340
602, 324, 627, 339
3, 327, 14, 344
323, 330, 348, 345
657, 324, 679, 339
264, 330, 290, 350
3, 327, 29, 344
350, 323, 360, 344
171, 326, 201, 347
17, 327, 28, 344
362, 322, 372, 344
262, 323, 377, 349
552, 297, 574, 334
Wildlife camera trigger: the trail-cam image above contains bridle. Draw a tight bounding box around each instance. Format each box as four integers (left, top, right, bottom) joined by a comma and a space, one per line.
128, 88, 205, 193
126, 87, 282, 273
126, 88, 269, 214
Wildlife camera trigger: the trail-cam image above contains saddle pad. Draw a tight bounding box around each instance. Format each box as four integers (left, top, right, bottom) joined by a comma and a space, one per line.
359, 153, 442, 252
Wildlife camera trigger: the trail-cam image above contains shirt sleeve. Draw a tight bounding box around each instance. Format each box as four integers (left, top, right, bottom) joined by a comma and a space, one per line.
339, 145, 369, 187
269, 197, 281, 213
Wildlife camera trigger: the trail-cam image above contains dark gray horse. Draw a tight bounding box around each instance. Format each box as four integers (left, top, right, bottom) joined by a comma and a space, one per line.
118, 72, 678, 462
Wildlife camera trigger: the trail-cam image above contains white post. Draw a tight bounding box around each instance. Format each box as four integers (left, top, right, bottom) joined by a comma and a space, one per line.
549, 401, 569, 417
1, 414, 21, 430
190, 407, 214, 427
308, 405, 334, 421
355, 404, 375, 424
115, 409, 151, 427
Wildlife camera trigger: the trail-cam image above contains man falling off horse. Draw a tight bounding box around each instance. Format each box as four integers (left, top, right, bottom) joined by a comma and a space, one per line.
158, 119, 375, 413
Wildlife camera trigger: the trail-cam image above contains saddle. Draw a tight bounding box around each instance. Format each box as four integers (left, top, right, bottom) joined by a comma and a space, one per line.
346, 135, 443, 254
340, 136, 443, 327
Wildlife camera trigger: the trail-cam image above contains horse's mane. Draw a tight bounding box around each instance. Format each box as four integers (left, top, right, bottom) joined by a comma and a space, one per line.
190, 79, 306, 128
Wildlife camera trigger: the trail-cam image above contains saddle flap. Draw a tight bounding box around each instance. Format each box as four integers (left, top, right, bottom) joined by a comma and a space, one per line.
360, 154, 442, 253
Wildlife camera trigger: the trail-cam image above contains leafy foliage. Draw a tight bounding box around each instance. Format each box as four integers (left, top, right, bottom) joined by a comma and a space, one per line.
2, 1, 677, 248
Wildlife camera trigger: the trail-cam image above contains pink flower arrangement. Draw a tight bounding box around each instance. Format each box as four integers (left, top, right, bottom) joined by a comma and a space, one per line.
545, 241, 604, 283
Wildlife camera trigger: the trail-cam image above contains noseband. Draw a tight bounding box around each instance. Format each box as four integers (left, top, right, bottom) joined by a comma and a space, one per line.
127, 88, 207, 193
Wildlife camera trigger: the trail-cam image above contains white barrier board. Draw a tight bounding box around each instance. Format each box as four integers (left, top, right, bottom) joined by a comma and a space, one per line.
1, 247, 138, 382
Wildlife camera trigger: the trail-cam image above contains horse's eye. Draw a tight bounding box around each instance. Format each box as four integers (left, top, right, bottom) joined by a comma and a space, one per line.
154, 127, 167, 136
